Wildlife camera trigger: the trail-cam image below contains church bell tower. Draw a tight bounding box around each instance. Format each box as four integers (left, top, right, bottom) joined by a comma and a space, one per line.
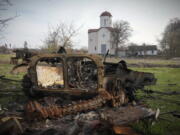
100, 11, 112, 27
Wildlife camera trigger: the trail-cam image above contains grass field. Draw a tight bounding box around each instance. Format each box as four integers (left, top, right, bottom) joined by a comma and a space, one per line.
106, 57, 180, 67
0, 54, 180, 135
0, 54, 14, 63
131, 67, 180, 135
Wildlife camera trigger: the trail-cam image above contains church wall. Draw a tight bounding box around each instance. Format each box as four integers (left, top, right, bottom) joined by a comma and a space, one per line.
97, 28, 111, 54
88, 32, 98, 54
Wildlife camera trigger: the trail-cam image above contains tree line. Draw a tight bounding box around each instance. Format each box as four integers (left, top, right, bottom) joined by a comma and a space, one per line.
160, 18, 180, 57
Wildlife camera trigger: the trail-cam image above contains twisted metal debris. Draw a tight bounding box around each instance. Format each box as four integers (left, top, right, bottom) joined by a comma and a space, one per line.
25, 91, 114, 120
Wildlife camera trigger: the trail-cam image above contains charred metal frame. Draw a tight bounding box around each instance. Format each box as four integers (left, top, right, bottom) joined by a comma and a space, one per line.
28, 54, 105, 95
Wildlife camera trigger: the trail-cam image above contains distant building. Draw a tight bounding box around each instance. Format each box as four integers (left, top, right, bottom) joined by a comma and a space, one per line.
88, 11, 115, 55
128, 44, 158, 56
117, 47, 127, 57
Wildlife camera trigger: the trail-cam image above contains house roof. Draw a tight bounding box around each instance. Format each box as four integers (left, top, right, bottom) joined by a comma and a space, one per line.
100, 11, 112, 17
88, 29, 99, 33
88, 27, 114, 33
128, 45, 157, 51
117, 47, 127, 51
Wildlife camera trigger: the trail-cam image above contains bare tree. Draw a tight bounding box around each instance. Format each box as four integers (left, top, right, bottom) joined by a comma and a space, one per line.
23, 41, 28, 49
0, 0, 17, 37
160, 18, 180, 57
111, 20, 132, 56
43, 22, 79, 53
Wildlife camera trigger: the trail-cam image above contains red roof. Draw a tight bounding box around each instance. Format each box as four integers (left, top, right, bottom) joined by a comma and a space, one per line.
100, 11, 112, 17
88, 29, 99, 33
88, 27, 114, 33
106, 27, 114, 31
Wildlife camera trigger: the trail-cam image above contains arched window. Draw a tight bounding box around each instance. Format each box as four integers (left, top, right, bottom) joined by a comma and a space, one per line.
102, 33, 105, 38
104, 19, 106, 26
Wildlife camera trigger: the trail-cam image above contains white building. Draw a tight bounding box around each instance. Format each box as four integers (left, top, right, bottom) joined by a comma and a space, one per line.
128, 44, 158, 56
88, 11, 115, 55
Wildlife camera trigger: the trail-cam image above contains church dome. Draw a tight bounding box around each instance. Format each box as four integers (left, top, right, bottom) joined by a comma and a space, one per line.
100, 11, 112, 17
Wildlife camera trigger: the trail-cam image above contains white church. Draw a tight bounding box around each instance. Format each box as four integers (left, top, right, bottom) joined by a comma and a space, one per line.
88, 11, 115, 55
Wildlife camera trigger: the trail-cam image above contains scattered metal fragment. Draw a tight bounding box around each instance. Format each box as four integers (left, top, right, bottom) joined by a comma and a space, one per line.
172, 112, 180, 118
113, 126, 140, 135
0, 117, 23, 135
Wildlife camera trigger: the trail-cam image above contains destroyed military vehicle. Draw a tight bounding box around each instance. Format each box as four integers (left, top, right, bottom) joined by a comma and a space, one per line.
22, 52, 156, 120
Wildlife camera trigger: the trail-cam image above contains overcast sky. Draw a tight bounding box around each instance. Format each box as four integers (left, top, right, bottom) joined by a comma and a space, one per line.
1, 0, 180, 49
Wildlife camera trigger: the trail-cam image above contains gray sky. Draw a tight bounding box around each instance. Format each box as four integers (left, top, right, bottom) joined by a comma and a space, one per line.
1, 0, 180, 48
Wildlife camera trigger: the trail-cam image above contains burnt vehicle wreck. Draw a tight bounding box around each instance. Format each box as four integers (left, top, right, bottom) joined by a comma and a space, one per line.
0, 50, 159, 135
22, 53, 156, 120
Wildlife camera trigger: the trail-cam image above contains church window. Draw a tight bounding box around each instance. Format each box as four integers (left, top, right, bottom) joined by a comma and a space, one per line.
102, 33, 105, 38
95, 46, 96, 50
104, 19, 106, 26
